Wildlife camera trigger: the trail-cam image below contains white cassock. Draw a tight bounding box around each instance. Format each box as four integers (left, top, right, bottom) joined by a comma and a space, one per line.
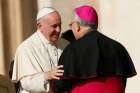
12, 31, 68, 93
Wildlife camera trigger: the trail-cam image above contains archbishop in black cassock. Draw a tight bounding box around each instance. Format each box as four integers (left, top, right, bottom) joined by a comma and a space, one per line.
52, 30, 137, 93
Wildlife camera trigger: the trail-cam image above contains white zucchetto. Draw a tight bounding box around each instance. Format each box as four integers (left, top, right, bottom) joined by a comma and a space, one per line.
37, 7, 56, 20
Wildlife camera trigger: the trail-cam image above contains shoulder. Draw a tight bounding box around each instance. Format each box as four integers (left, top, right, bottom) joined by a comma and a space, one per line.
97, 31, 128, 53
97, 32, 122, 45
16, 32, 39, 54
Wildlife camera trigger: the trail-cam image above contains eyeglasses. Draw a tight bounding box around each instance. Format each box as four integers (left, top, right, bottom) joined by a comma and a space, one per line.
69, 21, 77, 28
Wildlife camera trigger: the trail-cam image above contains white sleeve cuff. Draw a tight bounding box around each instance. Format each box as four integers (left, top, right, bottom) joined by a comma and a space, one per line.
20, 72, 49, 92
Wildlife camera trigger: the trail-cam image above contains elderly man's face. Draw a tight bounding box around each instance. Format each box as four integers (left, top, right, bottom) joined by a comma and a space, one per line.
38, 12, 61, 44
69, 17, 80, 40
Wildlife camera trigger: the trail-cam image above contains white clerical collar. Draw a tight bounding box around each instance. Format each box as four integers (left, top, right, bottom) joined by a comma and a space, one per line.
37, 30, 51, 44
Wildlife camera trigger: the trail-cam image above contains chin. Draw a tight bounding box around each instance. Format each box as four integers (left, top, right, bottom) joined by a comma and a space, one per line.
51, 38, 58, 43
76, 36, 80, 40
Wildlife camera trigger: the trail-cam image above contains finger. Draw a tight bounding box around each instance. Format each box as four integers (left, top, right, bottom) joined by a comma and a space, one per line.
56, 70, 64, 73
57, 65, 63, 69
53, 65, 63, 71
55, 72, 63, 76
52, 76, 60, 80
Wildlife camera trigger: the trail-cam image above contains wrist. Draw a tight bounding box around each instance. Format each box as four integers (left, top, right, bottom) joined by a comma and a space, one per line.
44, 71, 51, 80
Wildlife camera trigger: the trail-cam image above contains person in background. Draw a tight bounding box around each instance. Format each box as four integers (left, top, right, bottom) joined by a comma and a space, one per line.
52, 5, 137, 93
12, 7, 68, 93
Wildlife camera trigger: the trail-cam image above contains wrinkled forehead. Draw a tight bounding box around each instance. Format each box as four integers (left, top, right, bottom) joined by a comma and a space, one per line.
46, 11, 61, 19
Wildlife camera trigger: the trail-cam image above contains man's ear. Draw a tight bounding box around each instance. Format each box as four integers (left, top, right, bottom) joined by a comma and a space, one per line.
37, 22, 41, 29
75, 22, 80, 32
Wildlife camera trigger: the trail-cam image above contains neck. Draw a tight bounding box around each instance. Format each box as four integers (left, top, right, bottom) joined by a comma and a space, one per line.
79, 28, 92, 39
50, 41, 57, 46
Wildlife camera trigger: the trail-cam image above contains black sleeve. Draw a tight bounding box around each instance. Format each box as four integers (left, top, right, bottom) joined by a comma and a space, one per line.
52, 45, 76, 93
61, 30, 76, 43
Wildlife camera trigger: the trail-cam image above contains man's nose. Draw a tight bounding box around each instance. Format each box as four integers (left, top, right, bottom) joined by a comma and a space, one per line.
56, 26, 61, 32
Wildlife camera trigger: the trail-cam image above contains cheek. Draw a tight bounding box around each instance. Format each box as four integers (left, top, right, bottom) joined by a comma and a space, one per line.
72, 30, 77, 37
72, 26, 77, 35
72, 27, 76, 34
41, 26, 50, 36
42, 26, 52, 34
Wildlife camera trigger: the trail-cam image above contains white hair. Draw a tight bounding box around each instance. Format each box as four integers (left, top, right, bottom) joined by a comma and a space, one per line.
73, 12, 98, 30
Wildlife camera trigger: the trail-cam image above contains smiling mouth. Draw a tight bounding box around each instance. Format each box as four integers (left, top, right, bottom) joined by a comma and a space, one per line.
52, 34, 59, 38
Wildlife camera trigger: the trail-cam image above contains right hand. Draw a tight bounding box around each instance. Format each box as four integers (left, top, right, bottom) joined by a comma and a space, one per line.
44, 65, 64, 80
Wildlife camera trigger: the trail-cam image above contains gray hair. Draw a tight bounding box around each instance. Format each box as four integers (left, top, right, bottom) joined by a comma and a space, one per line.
73, 12, 98, 30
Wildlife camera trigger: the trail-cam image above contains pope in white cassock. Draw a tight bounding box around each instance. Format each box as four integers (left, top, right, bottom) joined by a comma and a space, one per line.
12, 7, 68, 93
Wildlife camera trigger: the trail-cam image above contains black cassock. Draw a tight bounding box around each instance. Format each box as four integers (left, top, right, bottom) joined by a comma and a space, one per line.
52, 31, 137, 93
